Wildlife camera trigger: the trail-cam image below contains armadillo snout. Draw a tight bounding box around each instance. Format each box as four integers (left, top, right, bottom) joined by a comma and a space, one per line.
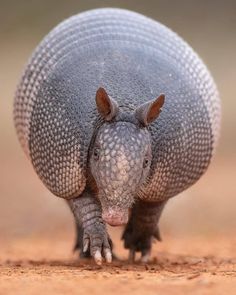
102, 208, 129, 226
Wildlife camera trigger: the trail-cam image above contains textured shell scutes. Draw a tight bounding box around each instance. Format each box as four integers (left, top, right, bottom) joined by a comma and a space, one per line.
14, 8, 221, 200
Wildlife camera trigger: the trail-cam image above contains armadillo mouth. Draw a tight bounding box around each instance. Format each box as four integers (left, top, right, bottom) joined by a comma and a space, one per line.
102, 208, 129, 226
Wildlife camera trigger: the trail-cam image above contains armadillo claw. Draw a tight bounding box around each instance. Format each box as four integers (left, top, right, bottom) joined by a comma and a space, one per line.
128, 249, 136, 262
104, 248, 112, 263
94, 250, 102, 265
83, 238, 89, 253
140, 251, 151, 263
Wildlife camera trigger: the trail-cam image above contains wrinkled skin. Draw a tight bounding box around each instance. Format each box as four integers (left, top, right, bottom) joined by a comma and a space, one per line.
68, 87, 165, 265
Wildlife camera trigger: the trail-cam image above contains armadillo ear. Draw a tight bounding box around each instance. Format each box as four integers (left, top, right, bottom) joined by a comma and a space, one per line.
95, 87, 119, 121
135, 94, 165, 126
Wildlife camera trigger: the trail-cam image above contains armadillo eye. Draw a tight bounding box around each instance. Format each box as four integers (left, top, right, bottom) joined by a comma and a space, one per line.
93, 148, 100, 161
143, 158, 149, 168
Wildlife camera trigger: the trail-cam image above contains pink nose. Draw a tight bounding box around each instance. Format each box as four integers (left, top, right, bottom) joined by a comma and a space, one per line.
102, 209, 129, 226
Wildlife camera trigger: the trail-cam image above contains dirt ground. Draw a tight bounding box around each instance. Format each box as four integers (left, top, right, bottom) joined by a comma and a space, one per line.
0, 232, 235, 295
0, 156, 236, 294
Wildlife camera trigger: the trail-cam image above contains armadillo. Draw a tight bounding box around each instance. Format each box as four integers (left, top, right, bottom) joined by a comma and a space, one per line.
14, 8, 221, 265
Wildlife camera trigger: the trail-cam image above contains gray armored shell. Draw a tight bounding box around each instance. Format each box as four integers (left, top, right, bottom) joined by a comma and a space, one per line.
14, 8, 221, 201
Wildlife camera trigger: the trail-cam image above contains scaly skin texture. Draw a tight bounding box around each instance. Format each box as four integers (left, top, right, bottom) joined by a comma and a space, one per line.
68, 189, 112, 265
71, 198, 166, 261
13, 8, 221, 264
14, 8, 220, 202
89, 120, 152, 219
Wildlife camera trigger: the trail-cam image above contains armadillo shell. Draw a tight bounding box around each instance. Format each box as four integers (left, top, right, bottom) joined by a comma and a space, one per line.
14, 8, 221, 200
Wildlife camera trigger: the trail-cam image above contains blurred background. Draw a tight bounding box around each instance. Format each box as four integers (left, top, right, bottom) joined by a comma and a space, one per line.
0, 0, 235, 242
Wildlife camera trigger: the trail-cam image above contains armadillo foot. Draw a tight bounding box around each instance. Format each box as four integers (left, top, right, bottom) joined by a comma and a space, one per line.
140, 250, 151, 263
69, 191, 114, 265
74, 223, 115, 262
128, 248, 150, 263
82, 223, 113, 265
122, 229, 153, 262
122, 200, 166, 262
122, 221, 161, 262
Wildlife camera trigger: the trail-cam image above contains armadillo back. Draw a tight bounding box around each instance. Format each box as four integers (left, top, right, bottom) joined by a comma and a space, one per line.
14, 8, 221, 200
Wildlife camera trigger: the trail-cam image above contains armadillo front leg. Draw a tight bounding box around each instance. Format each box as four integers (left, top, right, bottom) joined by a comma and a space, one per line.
122, 200, 167, 262
68, 189, 112, 265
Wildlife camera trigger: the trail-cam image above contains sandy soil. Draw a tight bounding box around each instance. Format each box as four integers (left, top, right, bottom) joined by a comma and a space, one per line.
0, 157, 236, 294
0, 233, 235, 295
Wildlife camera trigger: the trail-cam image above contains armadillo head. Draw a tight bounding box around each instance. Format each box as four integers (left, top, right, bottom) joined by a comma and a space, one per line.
89, 88, 165, 226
